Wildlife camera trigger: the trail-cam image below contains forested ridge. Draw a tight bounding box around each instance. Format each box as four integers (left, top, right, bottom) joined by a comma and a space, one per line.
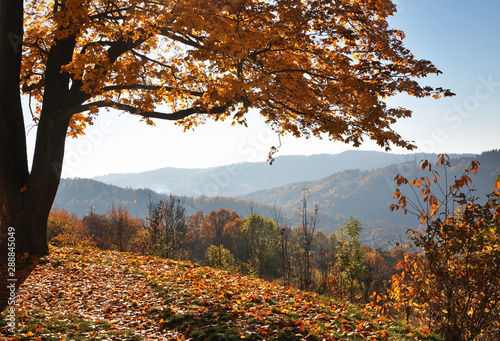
55, 150, 500, 247
93, 151, 473, 197
243, 150, 500, 240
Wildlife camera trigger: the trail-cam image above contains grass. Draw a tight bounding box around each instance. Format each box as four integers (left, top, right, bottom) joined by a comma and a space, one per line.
1, 309, 139, 341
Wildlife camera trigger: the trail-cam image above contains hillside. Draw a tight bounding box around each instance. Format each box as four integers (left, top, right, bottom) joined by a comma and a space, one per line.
241, 150, 500, 241
93, 151, 471, 197
54, 178, 275, 219
55, 151, 499, 247
0, 246, 439, 340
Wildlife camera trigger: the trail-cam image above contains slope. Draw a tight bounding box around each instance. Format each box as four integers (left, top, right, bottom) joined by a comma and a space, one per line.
0, 246, 439, 340
241, 151, 500, 243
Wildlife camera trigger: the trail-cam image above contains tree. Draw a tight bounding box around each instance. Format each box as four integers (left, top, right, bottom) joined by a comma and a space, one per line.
272, 205, 291, 286
47, 207, 92, 247
145, 196, 187, 260
221, 217, 246, 261
82, 209, 112, 249
390, 155, 500, 340
185, 211, 205, 261
200, 208, 240, 263
360, 245, 391, 303
104, 205, 143, 252
47, 208, 82, 242
200, 208, 240, 267
335, 217, 365, 301
312, 230, 330, 294
240, 213, 280, 279
0, 0, 453, 257
297, 187, 318, 291
80, 206, 143, 251
205, 244, 235, 272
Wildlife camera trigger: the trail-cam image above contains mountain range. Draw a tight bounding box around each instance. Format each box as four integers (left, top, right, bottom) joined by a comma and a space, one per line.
93, 150, 473, 197
55, 150, 500, 247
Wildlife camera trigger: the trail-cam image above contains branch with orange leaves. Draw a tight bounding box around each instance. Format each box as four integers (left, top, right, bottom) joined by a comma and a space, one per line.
64, 99, 236, 122
390, 154, 481, 226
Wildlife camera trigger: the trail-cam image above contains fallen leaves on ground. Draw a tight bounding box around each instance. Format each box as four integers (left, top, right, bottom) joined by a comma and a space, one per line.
1, 246, 438, 340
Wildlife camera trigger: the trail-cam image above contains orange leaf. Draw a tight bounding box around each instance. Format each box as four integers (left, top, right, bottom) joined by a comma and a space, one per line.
421, 160, 429, 170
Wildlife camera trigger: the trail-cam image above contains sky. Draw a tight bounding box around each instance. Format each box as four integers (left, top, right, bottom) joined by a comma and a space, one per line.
23, 0, 500, 179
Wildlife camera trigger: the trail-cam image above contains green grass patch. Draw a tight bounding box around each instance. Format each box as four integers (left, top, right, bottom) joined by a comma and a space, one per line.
1, 310, 139, 340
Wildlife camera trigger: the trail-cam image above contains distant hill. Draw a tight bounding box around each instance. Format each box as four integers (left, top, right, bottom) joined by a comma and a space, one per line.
54, 178, 275, 220
240, 150, 500, 244
55, 151, 499, 248
93, 151, 472, 197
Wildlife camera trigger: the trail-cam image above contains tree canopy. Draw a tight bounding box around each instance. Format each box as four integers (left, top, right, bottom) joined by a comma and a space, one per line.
0, 0, 452, 255
23, 0, 450, 146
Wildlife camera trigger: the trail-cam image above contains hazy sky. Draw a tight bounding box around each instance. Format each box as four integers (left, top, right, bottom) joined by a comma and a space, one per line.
24, 0, 500, 178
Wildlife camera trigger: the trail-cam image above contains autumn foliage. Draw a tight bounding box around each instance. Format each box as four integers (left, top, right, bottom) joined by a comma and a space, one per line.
383, 155, 500, 340
44, 202, 403, 305
6, 157, 499, 339
1, 246, 435, 340
46, 208, 91, 248
22, 0, 452, 145
39, 156, 500, 341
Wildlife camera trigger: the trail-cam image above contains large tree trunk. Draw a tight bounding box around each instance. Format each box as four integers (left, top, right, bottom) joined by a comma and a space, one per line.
1, 0, 76, 261
22, 112, 72, 256
0, 107, 71, 259
0, 0, 29, 263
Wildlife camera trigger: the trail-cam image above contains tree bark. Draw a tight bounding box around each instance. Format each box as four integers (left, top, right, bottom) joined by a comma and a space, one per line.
0, 98, 72, 259
1, 0, 77, 260
20, 30, 77, 255
0, 0, 29, 263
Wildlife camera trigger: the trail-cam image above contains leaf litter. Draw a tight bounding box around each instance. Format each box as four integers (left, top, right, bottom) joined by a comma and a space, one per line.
1, 246, 437, 340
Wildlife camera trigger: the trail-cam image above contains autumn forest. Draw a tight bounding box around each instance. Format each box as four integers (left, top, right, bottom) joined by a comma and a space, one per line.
1, 0, 499, 340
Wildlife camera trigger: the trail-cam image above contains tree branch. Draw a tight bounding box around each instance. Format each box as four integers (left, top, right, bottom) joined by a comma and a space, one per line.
88, 5, 134, 21
130, 49, 180, 80
264, 68, 339, 82
70, 37, 149, 100
106, 37, 148, 64
100, 84, 204, 97
63, 100, 234, 121
22, 79, 45, 92
159, 28, 203, 49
